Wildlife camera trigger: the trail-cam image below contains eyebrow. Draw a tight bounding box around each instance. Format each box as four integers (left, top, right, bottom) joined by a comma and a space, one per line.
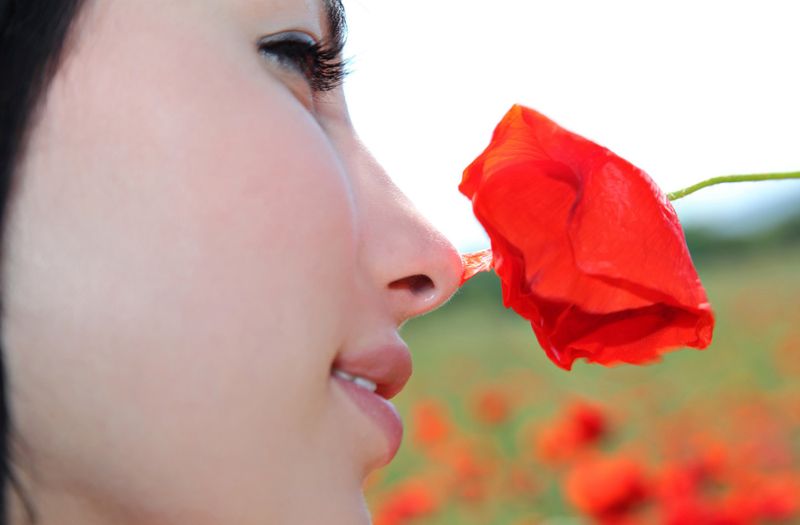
323, 0, 347, 48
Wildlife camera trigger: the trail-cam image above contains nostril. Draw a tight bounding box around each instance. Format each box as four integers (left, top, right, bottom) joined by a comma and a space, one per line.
388, 274, 435, 296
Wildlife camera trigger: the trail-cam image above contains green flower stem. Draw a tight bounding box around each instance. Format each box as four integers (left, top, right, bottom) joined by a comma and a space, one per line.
667, 171, 800, 201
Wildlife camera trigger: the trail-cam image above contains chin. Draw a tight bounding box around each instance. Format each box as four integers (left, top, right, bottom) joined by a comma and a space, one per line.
323, 488, 374, 525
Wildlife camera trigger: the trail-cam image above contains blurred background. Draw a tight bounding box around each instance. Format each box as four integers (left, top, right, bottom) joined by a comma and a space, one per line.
341, 0, 800, 522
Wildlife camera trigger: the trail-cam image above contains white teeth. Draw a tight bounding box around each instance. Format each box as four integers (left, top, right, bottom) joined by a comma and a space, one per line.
333, 369, 355, 382
352, 376, 377, 392
332, 369, 377, 393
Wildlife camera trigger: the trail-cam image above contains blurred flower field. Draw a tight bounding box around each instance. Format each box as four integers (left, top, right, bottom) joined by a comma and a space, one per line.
365, 243, 800, 524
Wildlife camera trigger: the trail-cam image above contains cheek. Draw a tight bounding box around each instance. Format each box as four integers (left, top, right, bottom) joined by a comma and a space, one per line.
2, 4, 360, 516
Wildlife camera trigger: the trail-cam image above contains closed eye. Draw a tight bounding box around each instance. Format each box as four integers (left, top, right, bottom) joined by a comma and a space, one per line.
258, 31, 349, 93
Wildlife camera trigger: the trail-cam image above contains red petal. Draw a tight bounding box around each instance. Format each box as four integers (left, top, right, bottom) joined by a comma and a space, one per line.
460, 105, 714, 369
460, 249, 493, 285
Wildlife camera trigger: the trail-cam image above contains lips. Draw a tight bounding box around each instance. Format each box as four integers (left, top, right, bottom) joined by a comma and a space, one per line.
331, 342, 413, 464
332, 343, 412, 400
331, 373, 404, 465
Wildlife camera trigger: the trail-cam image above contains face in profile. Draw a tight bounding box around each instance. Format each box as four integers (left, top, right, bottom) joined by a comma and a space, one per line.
1, 1, 462, 523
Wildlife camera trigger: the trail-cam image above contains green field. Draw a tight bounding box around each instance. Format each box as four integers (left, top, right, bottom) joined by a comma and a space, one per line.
366, 244, 800, 524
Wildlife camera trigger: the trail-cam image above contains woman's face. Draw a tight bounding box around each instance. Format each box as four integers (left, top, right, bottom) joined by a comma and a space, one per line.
1, 1, 462, 523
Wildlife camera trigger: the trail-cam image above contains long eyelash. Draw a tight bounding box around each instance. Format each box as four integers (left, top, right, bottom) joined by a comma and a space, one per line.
307, 37, 351, 92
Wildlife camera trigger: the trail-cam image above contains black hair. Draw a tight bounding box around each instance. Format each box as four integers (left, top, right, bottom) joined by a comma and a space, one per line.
1, 1, 86, 523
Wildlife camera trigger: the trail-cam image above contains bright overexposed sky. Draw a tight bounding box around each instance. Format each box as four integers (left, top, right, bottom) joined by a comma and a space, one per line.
341, 0, 800, 251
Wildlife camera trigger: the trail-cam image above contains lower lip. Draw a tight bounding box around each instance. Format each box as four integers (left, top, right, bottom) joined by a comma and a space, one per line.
332, 375, 403, 464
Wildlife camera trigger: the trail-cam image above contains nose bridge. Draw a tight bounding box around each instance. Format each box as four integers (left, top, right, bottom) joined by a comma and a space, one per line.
348, 137, 463, 325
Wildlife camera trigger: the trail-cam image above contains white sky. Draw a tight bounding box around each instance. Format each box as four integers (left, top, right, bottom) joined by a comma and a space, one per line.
341, 0, 800, 251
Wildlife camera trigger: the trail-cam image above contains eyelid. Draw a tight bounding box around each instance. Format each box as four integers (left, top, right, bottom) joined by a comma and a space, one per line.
257, 30, 319, 81
257, 29, 350, 96
257, 30, 318, 47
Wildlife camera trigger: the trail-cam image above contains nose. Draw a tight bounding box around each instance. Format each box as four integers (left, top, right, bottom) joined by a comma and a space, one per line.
352, 142, 464, 327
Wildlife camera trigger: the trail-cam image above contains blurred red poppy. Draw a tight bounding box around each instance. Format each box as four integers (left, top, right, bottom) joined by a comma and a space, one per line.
564, 454, 650, 519
459, 104, 714, 369
536, 401, 608, 464
472, 387, 512, 425
373, 479, 440, 525
411, 400, 452, 449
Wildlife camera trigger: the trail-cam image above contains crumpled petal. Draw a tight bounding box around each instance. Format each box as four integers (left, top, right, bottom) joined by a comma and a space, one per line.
460, 249, 493, 285
459, 104, 714, 370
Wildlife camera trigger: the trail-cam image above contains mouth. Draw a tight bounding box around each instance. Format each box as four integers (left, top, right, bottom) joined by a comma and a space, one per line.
332, 368, 378, 392
329, 342, 412, 465
330, 367, 404, 465
331, 343, 413, 400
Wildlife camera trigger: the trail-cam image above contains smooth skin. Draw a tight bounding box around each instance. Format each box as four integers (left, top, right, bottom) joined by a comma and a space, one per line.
1, 1, 462, 524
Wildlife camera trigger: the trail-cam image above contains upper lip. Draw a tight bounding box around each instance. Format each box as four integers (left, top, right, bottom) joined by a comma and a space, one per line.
331, 341, 412, 400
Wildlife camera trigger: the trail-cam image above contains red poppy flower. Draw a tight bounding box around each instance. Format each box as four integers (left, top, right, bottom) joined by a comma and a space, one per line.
373, 479, 440, 525
459, 104, 714, 370
472, 387, 512, 425
564, 454, 650, 519
536, 401, 609, 464
411, 400, 452, 449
